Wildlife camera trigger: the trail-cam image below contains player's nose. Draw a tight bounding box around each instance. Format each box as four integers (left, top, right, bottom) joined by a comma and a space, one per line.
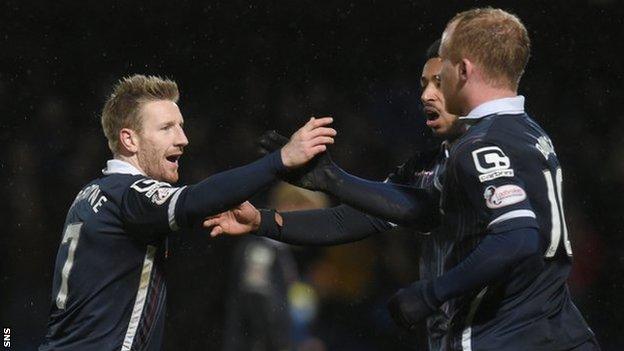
420, 85, 436, 104
175, 126, 189, 147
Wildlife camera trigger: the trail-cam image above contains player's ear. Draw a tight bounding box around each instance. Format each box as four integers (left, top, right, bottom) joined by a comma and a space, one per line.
459, 58, 471, 83
119, 128, 140, 154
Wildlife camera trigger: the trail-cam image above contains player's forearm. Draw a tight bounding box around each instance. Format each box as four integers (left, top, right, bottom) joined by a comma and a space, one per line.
254, 205, 391, 246
323, 167, 439, 227
432, 226, 541, 303
175, 151, 285, 227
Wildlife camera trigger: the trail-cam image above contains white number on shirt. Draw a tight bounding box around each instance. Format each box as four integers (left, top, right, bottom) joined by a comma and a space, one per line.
543, 168, 572, 257
56, 222, 83, 309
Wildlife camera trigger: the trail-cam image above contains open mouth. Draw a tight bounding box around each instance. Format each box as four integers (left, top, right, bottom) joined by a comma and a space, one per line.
166, 155, 181, 164
424, 107, 440, 121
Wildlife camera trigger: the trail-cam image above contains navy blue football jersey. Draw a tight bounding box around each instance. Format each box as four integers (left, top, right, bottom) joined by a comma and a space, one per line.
387, 144, 453, 351
439, 98, 594, 350
40, 160, 186, 351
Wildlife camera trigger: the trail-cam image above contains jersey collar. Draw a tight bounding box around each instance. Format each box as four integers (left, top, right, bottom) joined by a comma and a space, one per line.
102, 159, 145, 176
459, 95, 525, 121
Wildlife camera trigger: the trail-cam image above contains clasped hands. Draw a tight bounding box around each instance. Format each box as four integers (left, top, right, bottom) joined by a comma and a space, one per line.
203, 117, 441, 331
203, 116, 338, 236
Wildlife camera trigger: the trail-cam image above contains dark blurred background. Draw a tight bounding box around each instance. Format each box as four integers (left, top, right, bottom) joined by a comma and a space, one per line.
1, 0, 623, 350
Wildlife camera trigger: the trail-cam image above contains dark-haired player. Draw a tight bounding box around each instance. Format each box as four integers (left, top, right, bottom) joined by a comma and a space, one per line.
39, 75, 335, 351
205, 39, 464, 350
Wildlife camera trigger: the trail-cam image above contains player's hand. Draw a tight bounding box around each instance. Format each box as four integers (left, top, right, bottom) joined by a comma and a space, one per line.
280, 117, 336, 168
257, 130, 289, 156
387, 280, 440, 331
203, 201, 261, 237
258, 130, 341, 192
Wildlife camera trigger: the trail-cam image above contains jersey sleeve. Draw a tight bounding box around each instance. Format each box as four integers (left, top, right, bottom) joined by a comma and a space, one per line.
384, 151, 442, 231
383, 159, 414, 228
120, 177, 187, 240
453, 140, 538, 234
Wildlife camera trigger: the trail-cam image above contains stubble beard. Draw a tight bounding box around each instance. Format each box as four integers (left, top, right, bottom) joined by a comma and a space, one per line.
138, 146, 169, 182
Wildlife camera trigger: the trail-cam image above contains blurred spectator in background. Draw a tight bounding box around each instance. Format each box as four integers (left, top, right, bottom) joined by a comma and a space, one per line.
223, 183, 329, 351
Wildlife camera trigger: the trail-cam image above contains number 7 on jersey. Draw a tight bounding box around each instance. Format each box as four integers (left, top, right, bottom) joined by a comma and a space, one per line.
56, 222, 83, 309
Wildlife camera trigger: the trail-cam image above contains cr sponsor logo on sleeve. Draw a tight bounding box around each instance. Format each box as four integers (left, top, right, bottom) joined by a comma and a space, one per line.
483, 184, 527, 209
130, 179, 179, 205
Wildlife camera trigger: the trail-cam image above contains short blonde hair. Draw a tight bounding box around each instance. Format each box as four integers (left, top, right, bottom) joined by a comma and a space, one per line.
441, 7, 531, 89
101, 74, 179, 153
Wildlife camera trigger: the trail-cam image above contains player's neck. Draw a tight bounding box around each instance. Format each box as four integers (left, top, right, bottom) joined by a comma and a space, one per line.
114, 154, 146, 175
464, 85, 517, 116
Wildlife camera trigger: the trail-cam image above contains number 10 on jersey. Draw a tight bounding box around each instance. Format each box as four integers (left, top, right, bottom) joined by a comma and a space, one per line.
543, 168, 573, 258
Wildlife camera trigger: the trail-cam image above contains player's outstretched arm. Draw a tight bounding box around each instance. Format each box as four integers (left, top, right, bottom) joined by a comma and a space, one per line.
203, 201, 261, 236
175, 117, 336, 228
123, 118, 336, 234
258, 131, 439, 227
205, 202, 391, 246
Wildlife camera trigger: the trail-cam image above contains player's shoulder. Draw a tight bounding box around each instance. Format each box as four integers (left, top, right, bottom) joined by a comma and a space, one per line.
73, 173, 140, 198
449, 114, 537, 176
125, 177, 179, 200
97, 173, 147, 196
121, 176, 188, 213
97, 159, 163, 194
67, 173, 145, 218
453, 113, 536, 155
73, 173, 157, 209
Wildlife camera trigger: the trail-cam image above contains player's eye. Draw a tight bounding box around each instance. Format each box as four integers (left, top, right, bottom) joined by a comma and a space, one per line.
433, 75, 442, 87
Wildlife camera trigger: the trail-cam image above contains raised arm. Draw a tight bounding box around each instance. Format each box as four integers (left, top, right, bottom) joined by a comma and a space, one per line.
205, 202, 392, 246
257, 131, 440, 227
121, 118, 336, 237
175, 117, 337, 227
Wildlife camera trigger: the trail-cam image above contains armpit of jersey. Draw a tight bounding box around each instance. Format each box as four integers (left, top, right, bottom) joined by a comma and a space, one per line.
121, 178, 187, 239
454, 141, 538, 234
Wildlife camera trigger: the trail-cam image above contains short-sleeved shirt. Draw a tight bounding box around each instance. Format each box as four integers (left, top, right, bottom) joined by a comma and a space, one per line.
439, 97, 594, 350
40, 160, 186, 351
